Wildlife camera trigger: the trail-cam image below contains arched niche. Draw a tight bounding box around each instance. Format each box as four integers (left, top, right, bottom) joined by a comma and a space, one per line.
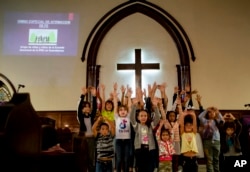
81, 0, 195, 93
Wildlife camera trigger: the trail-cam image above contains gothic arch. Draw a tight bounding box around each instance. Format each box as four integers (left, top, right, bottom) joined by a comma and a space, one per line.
81, 0, 195, 91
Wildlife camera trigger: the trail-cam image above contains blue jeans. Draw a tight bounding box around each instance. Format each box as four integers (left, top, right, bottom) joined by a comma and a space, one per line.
115, 139, 132, 172
96, 160, 113, 172
203, 140, 220, 172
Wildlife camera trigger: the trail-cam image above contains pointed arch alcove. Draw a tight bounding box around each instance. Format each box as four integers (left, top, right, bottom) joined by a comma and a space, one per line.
81, 0, 196, 97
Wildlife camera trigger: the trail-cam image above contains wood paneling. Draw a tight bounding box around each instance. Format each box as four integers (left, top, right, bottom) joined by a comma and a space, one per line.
37, 111, 79, 133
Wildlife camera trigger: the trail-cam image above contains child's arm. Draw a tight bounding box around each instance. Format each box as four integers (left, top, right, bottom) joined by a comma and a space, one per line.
99, 84, 106, 111
159, 103, 166, 120
113, 86, 118, 117
176, 98, 183, 123
107, 118, 115, 136
130, 98, 138, 126
77, 87, 88, 122
195, 94, 204, 113
216, 111, 224, 124
156, 119, 164, 141
151, 82, 157, 98
198, 109, 207, 124
92, 116, 102, 137
151, 97, 161, 126
172, 86, 179, 105
189, 109, 197, 133
159, 82, 168, 111
90, 86, 97, 117
127, 87, 132, 113
120, 84, 125, 105
179, 108, 185, 135
229, 113, 242, 136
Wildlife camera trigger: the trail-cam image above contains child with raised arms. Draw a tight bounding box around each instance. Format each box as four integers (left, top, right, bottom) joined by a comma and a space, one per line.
156, 119, 175, 172
130, 96, 160, 172
113, 84, 133, 172
179, 107, 199, 172
92, 116, 115, 172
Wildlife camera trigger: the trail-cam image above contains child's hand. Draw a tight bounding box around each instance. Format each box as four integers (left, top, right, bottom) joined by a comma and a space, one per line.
174, 86, 179, 94
191, 89, 198, 94
176, 97, 181, 105
113, 82, 118, 91
89, 86, 96, 96
185, 85, 191, 92
228, 113, 236, 120
224, 113, 235, 120
97, 116, 103, 122
195, 94, 202, 102
127, 87, 132, 98
120, 85, 126, 93
81, 87, 88, 95
184, 109, 195, 116
158, 83, 166, 93
132, 97, 139, 105
100, 84, 105, 91
180, 89, 186, 95
151, 97, 158, 106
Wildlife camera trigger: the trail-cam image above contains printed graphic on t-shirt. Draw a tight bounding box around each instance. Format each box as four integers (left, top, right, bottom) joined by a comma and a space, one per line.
141, 127, 149, 144
115, 116, 130, 139
119, 119, 127, 129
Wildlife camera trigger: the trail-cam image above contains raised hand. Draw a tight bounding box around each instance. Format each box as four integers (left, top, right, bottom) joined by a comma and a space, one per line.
174, 86, 179, 94
81, 87, 88, 95
89, 86, 97, 96
195, 94, 202, 103
113, 82, 118, 91
120, 85, 126, 93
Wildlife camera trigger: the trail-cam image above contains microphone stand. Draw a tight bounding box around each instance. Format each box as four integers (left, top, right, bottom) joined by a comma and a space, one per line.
17, 84, 25, 93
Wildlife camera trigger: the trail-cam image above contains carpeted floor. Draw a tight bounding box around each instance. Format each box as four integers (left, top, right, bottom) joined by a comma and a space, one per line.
198, 164, 206, 172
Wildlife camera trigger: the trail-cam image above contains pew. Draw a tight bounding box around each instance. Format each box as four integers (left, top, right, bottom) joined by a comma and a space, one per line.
0, 93, 78, 172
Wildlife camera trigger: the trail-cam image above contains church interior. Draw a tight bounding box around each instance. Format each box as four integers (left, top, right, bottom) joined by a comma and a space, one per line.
0, 0, 250, 171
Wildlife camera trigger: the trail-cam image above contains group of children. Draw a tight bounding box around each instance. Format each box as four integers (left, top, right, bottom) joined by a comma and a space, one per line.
77, 82, 246, 172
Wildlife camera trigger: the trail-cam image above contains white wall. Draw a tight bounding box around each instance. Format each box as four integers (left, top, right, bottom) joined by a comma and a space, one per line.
0, 0, 250, 111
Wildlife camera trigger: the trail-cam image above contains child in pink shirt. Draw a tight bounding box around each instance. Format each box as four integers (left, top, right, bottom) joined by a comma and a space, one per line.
156, 120, 175, 172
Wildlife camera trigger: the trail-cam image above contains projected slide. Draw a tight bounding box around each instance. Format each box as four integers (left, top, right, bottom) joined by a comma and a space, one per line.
2, 12, 79, 56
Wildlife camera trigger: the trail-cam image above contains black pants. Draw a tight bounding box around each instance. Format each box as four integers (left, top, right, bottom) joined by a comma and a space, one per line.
182, 156, 198, 172
135, 145, 155, 172
172, 154, 180, 172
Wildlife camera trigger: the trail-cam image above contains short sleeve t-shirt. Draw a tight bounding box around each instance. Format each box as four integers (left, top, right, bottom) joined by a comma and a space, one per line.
115, 115, 131, 139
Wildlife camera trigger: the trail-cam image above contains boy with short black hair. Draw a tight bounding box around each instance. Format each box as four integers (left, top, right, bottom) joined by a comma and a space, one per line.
92, 116, 115, 172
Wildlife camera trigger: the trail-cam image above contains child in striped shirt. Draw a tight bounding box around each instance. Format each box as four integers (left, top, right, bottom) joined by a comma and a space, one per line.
92, 116, 115, 172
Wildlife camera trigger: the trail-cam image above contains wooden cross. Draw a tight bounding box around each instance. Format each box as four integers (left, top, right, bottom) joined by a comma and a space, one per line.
117, 49, 160, 89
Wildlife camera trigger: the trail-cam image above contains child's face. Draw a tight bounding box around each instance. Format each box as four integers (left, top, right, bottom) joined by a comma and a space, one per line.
184, 123, 193, 132
82, 104, 91, 113
168, 112, 176, 122
161, 131, 170, 142
105, 102, 113, 111
226, 128, 234, 136
138, 111, 148, 124
118, 107, 128, 117
208, 111, 216, 119
100, 125, 109, 136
